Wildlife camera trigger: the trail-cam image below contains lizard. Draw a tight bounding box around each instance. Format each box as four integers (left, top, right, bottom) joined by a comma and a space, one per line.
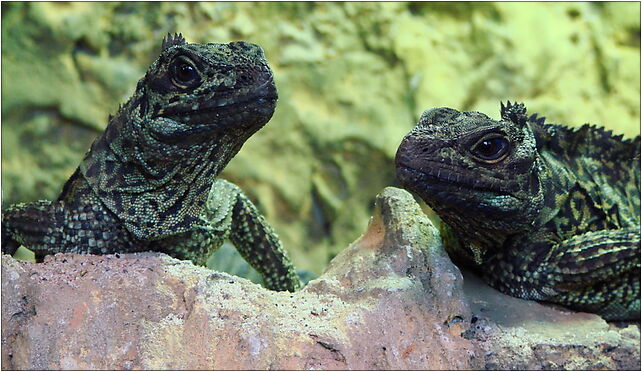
1, 33, 302, 292
395, 101, 640, 320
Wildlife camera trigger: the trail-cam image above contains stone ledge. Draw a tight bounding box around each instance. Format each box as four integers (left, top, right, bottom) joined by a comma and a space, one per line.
2, 187, 639, 370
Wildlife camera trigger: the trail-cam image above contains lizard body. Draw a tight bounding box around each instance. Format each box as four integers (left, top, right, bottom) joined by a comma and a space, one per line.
2, 34, 301, 292
396, 102, 640, 320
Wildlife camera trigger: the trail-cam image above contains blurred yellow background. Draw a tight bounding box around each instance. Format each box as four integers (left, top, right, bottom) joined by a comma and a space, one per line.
2, 2, 639, 274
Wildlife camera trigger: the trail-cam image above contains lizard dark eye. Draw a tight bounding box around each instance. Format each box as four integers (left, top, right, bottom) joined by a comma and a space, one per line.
470, 136, 510, 163
170, 58, 200, 89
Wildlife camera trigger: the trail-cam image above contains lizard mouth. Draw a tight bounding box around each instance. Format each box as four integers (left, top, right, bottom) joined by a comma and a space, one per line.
158, 79, 278, 126
396, 163, 519, 195
147, 80, 277, 144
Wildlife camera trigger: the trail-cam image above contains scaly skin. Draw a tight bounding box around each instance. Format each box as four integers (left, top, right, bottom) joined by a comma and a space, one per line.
2, 33, 302, 292
396, 102, 640, 320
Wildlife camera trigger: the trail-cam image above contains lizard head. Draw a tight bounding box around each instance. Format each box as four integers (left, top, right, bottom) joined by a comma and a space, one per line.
80, 34, 280, 239
395, 102, 545, 246
134, 33, 277, 143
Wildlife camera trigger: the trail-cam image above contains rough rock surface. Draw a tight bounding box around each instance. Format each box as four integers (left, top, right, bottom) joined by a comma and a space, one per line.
3, 2, 640, 274
463, 272, 640, 370
2, 187, 639, 370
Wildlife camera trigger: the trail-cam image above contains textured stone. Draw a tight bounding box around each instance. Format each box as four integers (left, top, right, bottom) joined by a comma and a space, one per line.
462, 273, 641, 370
2, 187, 639, 370
2, 2, 640, 275
2, 187, 476, 370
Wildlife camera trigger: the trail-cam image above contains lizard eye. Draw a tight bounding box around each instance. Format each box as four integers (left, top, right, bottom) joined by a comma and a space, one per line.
470, 135, 510, 163
170, 57, 200, 89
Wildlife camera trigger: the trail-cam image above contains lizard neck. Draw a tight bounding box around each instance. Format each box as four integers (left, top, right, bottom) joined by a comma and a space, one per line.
441, 156, 556, 262
79, 102, 244, 241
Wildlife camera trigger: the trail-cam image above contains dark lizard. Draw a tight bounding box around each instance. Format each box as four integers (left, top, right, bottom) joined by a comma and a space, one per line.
2, 34, 302, 292
395, 102, 640, 320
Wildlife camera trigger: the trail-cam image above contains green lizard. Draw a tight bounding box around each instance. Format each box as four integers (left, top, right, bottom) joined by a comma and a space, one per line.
396, 102, 640, 320
2, 33, 302, 292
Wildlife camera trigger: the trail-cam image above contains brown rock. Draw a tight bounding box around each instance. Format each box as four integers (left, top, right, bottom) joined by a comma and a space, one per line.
462, 272, 641, 370
2, 187, 640, 370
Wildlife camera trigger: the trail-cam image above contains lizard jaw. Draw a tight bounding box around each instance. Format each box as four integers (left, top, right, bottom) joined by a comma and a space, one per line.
158, 80, 277, 127
396, 163, 518, 195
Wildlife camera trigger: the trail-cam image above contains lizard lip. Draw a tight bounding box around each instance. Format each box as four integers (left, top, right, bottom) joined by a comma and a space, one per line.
148, 82, 277, 143
157, 79, 278, 125
396, 163, 517, 194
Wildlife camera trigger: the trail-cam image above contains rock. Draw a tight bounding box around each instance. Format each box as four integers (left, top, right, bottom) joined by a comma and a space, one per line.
462, 273, 641, 370
2, 187, 640, 370
1, 187, 477, 370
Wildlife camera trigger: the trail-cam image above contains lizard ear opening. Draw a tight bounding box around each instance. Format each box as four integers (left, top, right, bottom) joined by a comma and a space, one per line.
162, 33, 187, 51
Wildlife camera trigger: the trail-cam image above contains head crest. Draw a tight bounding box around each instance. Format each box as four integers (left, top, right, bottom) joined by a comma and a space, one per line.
162, 33, 186, 51
500, 101, 528, 126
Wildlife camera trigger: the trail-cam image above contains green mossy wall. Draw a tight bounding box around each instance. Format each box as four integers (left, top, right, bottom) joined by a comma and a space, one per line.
2, 2, 640, 274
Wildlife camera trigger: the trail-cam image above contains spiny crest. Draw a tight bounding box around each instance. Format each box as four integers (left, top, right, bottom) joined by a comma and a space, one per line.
500, 101, 528, 126
544, 121, 640, 162
515, 104, 640, 161
528, 113, 547, 126
572, 124, 639, 148
162, 33, 187, 51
